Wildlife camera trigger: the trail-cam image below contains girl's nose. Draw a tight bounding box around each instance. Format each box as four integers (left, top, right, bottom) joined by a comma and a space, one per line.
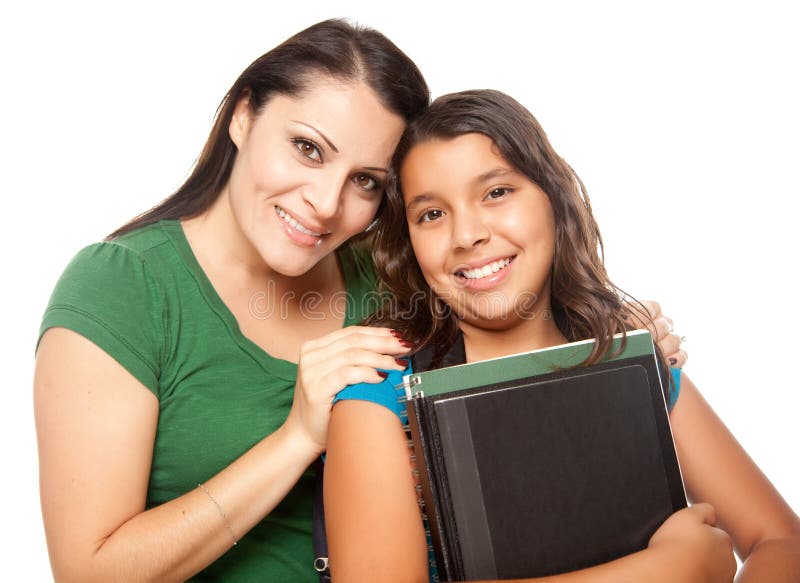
451, 209, 490, 249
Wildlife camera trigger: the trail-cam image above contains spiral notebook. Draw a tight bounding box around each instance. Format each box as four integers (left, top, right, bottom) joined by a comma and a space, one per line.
403, 330, 686, 581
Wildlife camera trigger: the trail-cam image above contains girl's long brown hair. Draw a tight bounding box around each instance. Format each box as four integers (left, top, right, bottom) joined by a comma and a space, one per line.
366, 90, 664, 383
108, 19, 429, 240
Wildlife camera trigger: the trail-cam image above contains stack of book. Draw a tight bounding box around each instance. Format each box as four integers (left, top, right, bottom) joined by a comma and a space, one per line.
403, 330, 686, 581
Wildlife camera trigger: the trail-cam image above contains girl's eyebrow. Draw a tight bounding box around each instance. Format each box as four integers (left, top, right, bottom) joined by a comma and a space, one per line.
475, 167, 514, 183
405, 167, 517, 212
405, 193, 434, 212
406, 167, 515, 211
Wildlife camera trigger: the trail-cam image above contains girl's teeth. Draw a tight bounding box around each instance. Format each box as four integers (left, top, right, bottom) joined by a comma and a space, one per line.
461, 258, 512, 280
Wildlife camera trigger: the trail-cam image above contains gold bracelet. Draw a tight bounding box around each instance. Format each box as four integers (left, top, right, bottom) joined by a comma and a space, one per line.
197, 482, 238, 546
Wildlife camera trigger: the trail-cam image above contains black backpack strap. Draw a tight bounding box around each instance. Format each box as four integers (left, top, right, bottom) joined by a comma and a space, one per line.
312, 458, 331, 582
410, 331, 466, 371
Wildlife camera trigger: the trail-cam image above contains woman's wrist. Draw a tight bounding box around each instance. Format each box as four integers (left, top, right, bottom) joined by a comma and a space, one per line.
273, 416, 325, 462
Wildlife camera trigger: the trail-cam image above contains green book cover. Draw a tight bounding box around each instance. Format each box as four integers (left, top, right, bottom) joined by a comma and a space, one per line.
403, 329, 655, 399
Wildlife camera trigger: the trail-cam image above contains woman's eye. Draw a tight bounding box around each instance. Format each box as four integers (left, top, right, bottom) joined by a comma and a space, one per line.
419, 209, 445, 223
353, 173, 381, 192
292, 139, 322, 163
486, 187, 510, 200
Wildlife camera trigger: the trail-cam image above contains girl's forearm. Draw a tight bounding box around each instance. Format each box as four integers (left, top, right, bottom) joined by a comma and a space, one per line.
735, 535, 800, 583
460, 547, 695, 583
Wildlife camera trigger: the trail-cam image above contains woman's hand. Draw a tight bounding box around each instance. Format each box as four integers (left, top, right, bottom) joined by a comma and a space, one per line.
284, 326, 411, 455
627, 299, 687, 367
648, 504, 737, 583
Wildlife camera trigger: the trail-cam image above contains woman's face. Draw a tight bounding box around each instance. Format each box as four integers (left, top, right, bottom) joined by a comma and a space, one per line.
402, 133, 556, 329
227, 78, 406, 277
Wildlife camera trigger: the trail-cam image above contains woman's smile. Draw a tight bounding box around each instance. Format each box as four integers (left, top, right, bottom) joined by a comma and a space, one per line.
274, 205, 330, 246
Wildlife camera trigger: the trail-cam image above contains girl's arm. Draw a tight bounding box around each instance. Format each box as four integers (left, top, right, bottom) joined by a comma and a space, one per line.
669, 373, 800, 582
325, 400, 429, 582
35, 326, 407, 583
324, 400, 735, 583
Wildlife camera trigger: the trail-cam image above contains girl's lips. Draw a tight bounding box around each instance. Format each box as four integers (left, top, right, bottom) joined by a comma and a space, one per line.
456, 256, 515, 279
455, 256, 516, 291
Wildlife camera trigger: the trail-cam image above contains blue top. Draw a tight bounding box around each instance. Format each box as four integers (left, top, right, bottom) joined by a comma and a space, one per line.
335, 364, 413, 421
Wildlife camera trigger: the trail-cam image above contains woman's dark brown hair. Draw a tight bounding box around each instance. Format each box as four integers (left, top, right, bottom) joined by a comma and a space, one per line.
368, 89, 660, 375
108, 18, 429, 239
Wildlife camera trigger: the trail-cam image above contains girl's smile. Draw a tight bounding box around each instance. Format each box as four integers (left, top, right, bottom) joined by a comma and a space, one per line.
453, 255, 517, 290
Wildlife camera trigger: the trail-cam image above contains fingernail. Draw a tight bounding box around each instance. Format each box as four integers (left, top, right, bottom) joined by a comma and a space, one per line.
377, 371, 388, 379
669, 358, 677, 366
390, 330, 414, 348
395, 358, 408, 367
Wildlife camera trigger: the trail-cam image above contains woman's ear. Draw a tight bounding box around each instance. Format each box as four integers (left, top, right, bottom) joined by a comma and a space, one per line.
229, 93, 253, 148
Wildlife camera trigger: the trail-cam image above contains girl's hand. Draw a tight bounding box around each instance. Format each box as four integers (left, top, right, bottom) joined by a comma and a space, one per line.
283, 326, 411, 455
627, 299, 687, 367
648, 504, 737, 583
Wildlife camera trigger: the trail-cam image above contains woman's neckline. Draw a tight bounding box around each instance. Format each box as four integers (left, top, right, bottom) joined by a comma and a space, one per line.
159, 219, 362, 376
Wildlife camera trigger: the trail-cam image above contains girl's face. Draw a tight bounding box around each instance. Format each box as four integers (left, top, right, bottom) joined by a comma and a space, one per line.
227, 78, 406, 277
402, 133, 556, 330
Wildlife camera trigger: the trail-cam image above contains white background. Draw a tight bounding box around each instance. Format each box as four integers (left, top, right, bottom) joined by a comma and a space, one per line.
3, 1, 798, 579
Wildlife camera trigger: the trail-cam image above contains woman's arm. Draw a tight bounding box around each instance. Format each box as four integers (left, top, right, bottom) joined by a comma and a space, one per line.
627, 299, 688, 367
35, 326, 408, 583
669, 373, 800, 582
324, 400, 736, 583
35, 328, 319, 582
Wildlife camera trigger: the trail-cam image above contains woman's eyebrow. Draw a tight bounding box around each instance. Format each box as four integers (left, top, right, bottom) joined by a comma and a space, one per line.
291, 120, 339, 153
290, 120, 388, 173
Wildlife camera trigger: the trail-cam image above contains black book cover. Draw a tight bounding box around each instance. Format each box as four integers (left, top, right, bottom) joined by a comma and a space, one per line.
405, 331, 686, 581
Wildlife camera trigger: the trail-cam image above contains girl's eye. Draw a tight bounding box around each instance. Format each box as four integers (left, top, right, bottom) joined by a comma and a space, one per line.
292, 138, 322, 163
419, 209, 445, 223
353, 173, 381, 192
485, 187, 510, 200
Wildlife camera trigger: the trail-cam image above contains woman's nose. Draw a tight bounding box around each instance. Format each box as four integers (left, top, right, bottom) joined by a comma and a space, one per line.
302, 173, 346, 220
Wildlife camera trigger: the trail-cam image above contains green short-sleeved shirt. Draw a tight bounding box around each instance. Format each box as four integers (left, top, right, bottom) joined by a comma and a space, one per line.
38, 219, 378, 582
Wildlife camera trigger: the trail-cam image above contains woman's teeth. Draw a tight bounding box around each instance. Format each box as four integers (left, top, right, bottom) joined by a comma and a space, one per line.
276, 206, 323, 237
460, 257, 513, 280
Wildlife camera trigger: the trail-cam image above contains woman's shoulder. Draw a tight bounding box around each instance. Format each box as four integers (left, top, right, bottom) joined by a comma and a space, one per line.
38, 221, 181, 393
57, 220, 181, 285
40, 221, 185, 338
103, 219, 179, 260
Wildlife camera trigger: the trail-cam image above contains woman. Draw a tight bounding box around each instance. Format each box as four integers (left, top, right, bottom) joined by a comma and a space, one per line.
34, 19, 426, 582
324, 90, 800, 582
34, 20, 679, 582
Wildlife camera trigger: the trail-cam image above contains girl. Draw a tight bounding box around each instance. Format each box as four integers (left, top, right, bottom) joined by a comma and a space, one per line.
324, 90, 800, 582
